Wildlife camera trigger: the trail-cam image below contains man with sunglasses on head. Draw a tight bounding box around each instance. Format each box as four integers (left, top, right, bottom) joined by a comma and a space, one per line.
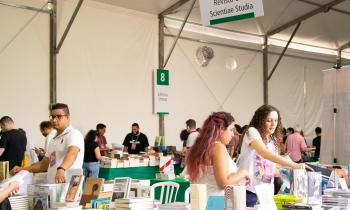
11, 103, 84, 184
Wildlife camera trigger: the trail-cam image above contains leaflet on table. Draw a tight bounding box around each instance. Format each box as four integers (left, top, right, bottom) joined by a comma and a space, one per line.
254, 183, 277, 210
190, 184, 207, 210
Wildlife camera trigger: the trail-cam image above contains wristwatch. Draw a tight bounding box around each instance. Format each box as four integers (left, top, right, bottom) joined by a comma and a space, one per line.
57, 166, 66, 171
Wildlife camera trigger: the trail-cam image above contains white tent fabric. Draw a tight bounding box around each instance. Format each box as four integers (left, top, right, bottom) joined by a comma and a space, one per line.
0, 0, 337, 148
320, 65, 350, 165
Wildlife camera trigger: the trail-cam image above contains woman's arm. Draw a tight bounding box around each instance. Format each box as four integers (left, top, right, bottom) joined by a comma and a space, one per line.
250, 139, 303, 169
212, 143, 249, 188
94, 147, 102, 161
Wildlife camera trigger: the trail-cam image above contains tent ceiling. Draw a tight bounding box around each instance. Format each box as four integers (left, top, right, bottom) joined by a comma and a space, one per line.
92, 0, 350, 54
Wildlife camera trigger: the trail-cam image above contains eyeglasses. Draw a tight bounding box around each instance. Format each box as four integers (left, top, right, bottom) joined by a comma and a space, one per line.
49, 115, 67, 121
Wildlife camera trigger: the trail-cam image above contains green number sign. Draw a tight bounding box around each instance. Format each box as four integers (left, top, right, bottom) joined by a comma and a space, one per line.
157, 69, 169, 86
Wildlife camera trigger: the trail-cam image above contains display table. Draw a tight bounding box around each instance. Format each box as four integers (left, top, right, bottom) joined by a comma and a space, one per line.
150, 178, 190, 202
98, 164, 183, 180
306, 162, 333, 177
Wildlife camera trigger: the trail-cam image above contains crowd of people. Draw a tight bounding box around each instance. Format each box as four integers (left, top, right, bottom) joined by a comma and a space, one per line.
0, 103, 326, 207
0, 103, 152, 204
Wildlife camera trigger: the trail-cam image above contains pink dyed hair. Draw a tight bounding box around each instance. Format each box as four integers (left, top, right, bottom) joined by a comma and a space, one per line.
186, 112, 235, 182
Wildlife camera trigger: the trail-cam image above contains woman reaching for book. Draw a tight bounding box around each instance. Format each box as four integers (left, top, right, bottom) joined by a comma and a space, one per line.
186, 112, 251, 196
237, 104, 312, 207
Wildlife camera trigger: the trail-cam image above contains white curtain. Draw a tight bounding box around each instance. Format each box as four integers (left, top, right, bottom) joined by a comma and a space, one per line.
320, 65, 350, 165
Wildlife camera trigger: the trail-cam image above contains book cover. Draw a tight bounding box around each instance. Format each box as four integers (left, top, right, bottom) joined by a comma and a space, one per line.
90, 197, 112, 208
307, 172, 322, 204
79, 177, 104, 206
65, 175, 84, 202
293, 169, 308, 198
112, 177, 131, 200
33, 185, 50, 210
0, 161, 9, 181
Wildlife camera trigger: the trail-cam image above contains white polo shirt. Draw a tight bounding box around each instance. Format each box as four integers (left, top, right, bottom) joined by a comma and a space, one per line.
45, 125, 84, 183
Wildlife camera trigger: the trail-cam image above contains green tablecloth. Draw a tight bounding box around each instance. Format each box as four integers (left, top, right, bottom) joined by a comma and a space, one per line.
98, 164, 183, 180
150, 178, 190, 202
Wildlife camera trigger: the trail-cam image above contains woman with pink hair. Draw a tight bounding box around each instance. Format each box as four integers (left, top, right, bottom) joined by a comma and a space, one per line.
186, 112, 250, 196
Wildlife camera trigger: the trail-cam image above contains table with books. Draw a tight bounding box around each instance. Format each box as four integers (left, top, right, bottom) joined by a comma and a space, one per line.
98, 164, 184, 180
150, 178, 190, 202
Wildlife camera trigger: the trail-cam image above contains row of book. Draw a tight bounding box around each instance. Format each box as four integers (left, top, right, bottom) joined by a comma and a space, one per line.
322, 189, 350, 209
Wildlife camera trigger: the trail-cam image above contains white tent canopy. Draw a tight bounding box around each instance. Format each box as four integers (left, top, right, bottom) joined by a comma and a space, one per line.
0, 0, 350, 152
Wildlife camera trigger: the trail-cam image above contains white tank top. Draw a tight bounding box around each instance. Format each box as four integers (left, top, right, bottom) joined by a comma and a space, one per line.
195, 146, 238, 196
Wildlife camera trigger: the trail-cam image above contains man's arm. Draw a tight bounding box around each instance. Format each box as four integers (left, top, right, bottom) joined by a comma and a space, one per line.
123, 146, 128, 152
0, 148, 4, 156
55, 146, 79, 183
122, 134, 129, 152
58, 146, 79, 170
11, 157, 49, 175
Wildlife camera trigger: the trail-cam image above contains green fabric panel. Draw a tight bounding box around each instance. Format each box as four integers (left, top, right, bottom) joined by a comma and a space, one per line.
98, 164, 184, 181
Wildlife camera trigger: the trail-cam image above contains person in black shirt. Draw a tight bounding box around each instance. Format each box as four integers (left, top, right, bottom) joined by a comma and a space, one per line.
123, 123, 149, 154
312, 127, 322, 161
0, 116, 27, 170
83, 130, 102, 178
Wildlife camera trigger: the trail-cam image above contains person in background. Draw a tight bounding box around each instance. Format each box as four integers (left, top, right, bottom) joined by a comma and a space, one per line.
0, 116, 27, 170
237, 105, 311, 207
228, 124, 242, 159
283, 127, 294, 144
185, 119, 199, 149
11, 103, 84, 183
123, 123, 149, 154
180, 129, 189, 151
96, 123, 108, 151
186, 112, 251, 196
285, 126, 315, 163
312, 127, 322, 161
35, 121, 57, 160
83, 130, 102, 178
17, 128, 38, 167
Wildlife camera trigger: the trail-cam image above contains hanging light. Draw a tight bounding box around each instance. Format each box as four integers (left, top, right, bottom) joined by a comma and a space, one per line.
225, 56, 238, 72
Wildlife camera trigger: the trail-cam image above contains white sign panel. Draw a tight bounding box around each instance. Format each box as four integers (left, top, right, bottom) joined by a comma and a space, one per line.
153, 69, 170, 114
199, 0, 264, 26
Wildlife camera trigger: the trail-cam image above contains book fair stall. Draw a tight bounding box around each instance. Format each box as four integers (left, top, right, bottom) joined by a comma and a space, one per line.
2, 142, 350, 210
1, 0, 350, 209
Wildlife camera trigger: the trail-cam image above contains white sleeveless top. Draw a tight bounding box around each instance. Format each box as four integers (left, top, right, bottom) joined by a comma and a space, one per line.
195, 146, 238, 196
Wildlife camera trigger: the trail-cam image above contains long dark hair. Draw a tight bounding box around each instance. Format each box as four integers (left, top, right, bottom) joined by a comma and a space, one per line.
85, 129, 97, 145
238, 105, 283, 153
186, 112, 235, 182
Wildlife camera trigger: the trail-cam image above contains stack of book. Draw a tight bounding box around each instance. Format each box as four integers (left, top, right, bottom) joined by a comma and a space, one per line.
158, 202, 190, 210
49, 202, 82, 210
115, 197, 154, 210
322, 189, 350, 209
282, 203, 323, 210
8, 195, 29, 209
